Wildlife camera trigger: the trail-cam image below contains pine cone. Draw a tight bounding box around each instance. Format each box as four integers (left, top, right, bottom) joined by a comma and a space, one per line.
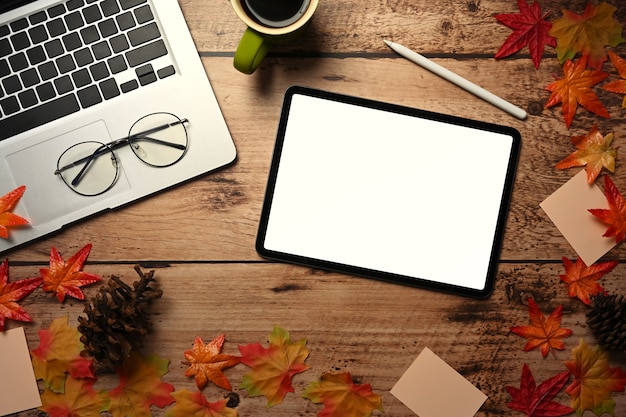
78, 265, 163, 369
586, 293, 626, 352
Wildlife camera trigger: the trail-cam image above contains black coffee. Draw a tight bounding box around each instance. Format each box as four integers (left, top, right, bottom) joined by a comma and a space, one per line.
244, 0, 309, 27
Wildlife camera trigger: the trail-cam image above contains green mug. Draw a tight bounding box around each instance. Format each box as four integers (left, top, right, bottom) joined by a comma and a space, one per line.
231, 0, 319, 74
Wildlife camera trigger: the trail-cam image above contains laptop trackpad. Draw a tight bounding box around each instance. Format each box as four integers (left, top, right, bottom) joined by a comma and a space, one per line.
5, 120, 132, 227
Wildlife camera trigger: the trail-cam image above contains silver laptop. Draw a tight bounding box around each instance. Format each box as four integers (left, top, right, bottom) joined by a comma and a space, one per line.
0, 0, 237, 255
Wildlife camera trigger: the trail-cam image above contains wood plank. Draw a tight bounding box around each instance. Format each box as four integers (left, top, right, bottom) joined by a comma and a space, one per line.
180, 0, 626, 55
8, 262, 625, 417
6, 57, 626, 262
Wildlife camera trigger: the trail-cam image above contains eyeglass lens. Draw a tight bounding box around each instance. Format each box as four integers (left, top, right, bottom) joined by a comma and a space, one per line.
56, 113, 188, 196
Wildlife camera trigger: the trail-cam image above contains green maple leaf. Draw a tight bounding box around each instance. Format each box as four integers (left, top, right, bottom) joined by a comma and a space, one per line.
303, 372, 383, 417
549, 2, 625, 69
238, 326, 310, 407
564, 339, 626, 416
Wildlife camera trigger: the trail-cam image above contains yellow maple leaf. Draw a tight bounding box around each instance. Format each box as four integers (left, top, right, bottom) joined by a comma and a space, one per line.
555, 125, 617, 184
31, 315, 95, 393
565, 339, 626, 416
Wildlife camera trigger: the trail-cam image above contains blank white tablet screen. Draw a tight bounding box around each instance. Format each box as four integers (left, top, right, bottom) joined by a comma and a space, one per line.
263, 92, 516, 291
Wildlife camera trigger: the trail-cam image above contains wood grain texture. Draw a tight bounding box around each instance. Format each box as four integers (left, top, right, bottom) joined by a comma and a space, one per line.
5, 262, 625, 416
5, 0, 626, 416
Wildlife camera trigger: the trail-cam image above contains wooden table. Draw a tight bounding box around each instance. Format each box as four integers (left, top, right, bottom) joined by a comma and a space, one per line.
6, 0, 626, 415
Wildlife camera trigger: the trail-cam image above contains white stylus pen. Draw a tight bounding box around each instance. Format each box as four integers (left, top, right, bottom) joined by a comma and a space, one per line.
384, 40, 528, 120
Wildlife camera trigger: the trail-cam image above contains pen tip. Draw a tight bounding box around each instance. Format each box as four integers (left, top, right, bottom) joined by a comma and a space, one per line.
383, 39, 392, 46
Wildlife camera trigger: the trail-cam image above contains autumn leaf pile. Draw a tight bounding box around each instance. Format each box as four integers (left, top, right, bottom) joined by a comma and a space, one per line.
496, 2, 626, 416
2, 247, 382, 417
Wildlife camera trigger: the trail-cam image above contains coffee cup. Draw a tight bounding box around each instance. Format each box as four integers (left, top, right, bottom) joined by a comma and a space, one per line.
231, 0, 319, 74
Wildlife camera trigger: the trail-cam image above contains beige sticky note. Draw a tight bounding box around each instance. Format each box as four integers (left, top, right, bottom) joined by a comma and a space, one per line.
540, 170, 616, 265
391, 347, 487, 417
0, 327, 41, 416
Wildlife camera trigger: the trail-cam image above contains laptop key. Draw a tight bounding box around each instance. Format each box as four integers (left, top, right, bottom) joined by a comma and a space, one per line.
18, 89, 38, 108
128, 22, 160, 47
65, 12, 85, 31
0, 96, 20, 116
29, 11, 48, 25
10, 19, 28, 32
38, 61, 58, 80
125, 39, 166, 67
9, 53, 28, 72
0, 39, 11, 58
44, 39, 64, 58
0, 94, 80, 141
101, 0, 121, 17
54, 75, 73, 94
66, 0, 85, 10
120, 0, 147, 10
2, 75, 21, 94
77, 85, 101, 108
36, 82, 56, 101
99, 78, 120, 100
48, 4, 66, 18
10, 32, 30, 51
0, 59, 10, 78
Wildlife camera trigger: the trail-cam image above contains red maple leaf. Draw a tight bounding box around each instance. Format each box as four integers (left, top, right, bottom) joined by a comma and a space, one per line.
560, 256, 617, 305
506, 364, 574, 417
0, 185, 29, 239
0, 258, 42, 331
589, 175, 626, 243
494, 0, 556, 69
40, 243, 102, 303
545, 56, 610, 128
510, 298, 572, 357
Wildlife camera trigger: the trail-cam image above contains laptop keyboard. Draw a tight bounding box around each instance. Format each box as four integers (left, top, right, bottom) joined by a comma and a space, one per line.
0, 0, 176, 140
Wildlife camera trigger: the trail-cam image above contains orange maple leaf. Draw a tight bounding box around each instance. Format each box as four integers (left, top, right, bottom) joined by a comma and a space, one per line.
603, 51, 626, 108
108, 352, 175, 417
560, 256, 617, 306
549, 2, 625, 70
555, 125, 617, 184
40, 376, 109, 417
166, 390, 237, 417
40, 243, 101, 303
589, 175, 626, 243
545, 56, 610, 129
0, 258, 42, 331
564, 339, 626, 416
0, 185, 29, 239
510, 298, 573, 357
303, 372, 384, 417
31, 315, 95, 393
238, 326, 310, 407
183, 334, 241, 391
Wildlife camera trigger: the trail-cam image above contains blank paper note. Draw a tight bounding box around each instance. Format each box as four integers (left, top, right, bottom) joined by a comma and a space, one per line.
540, 170, 616, 265
391, 347, 487, 417
0, 327, 41, 416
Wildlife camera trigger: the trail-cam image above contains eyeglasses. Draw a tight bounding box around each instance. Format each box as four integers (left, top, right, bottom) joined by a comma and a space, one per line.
55, 112, 189, 196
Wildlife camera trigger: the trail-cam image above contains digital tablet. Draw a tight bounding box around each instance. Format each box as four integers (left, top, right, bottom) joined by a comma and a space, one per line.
256, 86, 521, 298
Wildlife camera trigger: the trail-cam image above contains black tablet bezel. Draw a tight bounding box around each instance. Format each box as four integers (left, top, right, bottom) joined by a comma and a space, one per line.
256, 86, 521, 298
